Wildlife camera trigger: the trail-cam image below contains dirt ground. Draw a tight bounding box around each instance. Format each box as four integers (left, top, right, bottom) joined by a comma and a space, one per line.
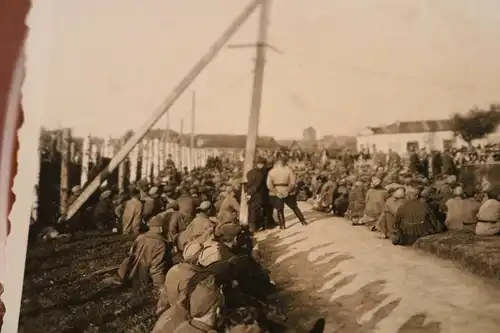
19, 231, 158, 333
257, 205, 500, 333
19, 205, 500, 333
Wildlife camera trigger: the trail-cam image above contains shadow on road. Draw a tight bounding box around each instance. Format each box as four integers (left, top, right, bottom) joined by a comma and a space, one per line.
261, 225, 442, 333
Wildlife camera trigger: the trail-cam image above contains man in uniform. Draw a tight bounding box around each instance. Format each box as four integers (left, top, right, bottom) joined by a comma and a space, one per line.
245, 156, 267, 232
266, 154, 307, 229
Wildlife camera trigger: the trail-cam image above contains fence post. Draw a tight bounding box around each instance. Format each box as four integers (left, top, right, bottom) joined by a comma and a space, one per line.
153, 138, 160, 180
129, 143, 139, 184
147, 140, 154, 182
118, 138, 126, 192
81, 135, 90, 186
141, 139, 148, 181
60, 128, 71, 215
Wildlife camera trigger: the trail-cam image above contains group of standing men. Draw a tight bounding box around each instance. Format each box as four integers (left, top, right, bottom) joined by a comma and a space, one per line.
246, 155, 308, 231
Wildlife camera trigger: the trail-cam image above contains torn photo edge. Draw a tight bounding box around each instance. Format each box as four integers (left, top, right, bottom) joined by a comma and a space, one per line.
0, 0, 33, 332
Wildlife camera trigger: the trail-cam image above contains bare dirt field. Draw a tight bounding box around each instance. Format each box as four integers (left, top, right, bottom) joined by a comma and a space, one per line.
19, 232, 157, 333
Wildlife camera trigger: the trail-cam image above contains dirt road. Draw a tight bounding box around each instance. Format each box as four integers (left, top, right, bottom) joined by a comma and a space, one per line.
257, 204, 500, 333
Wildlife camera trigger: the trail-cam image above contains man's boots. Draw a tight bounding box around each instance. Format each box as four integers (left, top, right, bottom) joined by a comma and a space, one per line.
278, 211, 286, 229
293, 207, 307, 226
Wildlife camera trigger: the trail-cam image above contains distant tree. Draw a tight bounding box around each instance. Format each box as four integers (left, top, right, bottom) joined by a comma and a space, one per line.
121, 130, 134, 143
451, 104, 500, 145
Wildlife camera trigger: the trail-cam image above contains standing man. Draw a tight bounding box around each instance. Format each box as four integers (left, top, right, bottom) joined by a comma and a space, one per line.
245, 156, 267, 232
165, 153, 176, 168
262, 157, 276, 228
266, 154, 307, 229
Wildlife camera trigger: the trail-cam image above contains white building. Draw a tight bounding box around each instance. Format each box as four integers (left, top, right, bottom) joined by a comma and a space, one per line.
356, 120, 462, 154
357, 119, 500, 154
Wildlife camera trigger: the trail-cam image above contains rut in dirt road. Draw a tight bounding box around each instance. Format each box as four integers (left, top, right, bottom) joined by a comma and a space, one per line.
258, 205, 500, 333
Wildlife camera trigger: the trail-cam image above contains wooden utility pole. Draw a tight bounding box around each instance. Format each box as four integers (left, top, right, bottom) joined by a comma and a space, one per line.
60, 128, 71, 215
190, 91, 196, 170
61, 0, 263, 222
235, 0, 273, 225
80, 135, 90, 186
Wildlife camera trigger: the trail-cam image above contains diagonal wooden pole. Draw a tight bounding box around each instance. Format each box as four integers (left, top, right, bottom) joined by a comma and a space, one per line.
62, 0, 264, 222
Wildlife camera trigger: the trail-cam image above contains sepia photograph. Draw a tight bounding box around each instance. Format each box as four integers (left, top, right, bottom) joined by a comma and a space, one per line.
5, 0, 500, 332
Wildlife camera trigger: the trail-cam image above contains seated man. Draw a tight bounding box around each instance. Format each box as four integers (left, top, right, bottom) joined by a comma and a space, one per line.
475, 188, 500, 236
392, 190, 442, 246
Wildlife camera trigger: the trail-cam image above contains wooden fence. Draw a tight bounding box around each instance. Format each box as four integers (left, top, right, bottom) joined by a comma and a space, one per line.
36, 129, 218, 224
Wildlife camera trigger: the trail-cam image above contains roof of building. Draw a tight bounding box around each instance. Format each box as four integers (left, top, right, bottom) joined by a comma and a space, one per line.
194, 134, 279, 149
277, 139, 324, 152
367, 119, 454, 135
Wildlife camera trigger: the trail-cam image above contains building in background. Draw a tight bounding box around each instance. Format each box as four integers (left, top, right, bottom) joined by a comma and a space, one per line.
356, 120, 457, 154
356, 119, 500, 154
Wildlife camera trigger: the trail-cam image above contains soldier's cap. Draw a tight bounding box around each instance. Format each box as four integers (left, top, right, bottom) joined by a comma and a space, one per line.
182, 242, 203, 263
420, 187, 431, 199
385, 183, 403, 192
71, 185, 82, 194
393, 187, 406, 199
215, 223, 242, 242
148, 215, 164, 228
189, 276, 222, 317
198, 241, 223, 267
198, 201, 211, 211
148, 187, 159, 196
100, 190, 112, 200
446, 175, 457, 184
166, 202, 179, 211
453, 186, 464, 197
370, 177, 381, 187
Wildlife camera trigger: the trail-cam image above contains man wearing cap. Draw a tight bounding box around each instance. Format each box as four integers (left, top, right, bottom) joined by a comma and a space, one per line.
266, 155, 307, 229
166, 153, 176, 168
122, 187, 143, 235
245, 156, 267, 232
176, 187, 197, 223
143, 186, 163, 223
377, 187, 406, 239
444, 186, 480, 231
173, 278, 223, 333
217, 186, 240, 225
152, 299, 189, 333
117, 215, 171, 289
437, 175, 457, 212
358, 177, 388, 228
157, 242, 204, 315
442, 150, 456, 176
185, 201, 215, 246
197, 223, 242, 267
475, 188, 500, 236
392, 189, 442, 245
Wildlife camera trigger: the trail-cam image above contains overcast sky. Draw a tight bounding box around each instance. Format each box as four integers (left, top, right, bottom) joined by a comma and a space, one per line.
27, 0, 500, 139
